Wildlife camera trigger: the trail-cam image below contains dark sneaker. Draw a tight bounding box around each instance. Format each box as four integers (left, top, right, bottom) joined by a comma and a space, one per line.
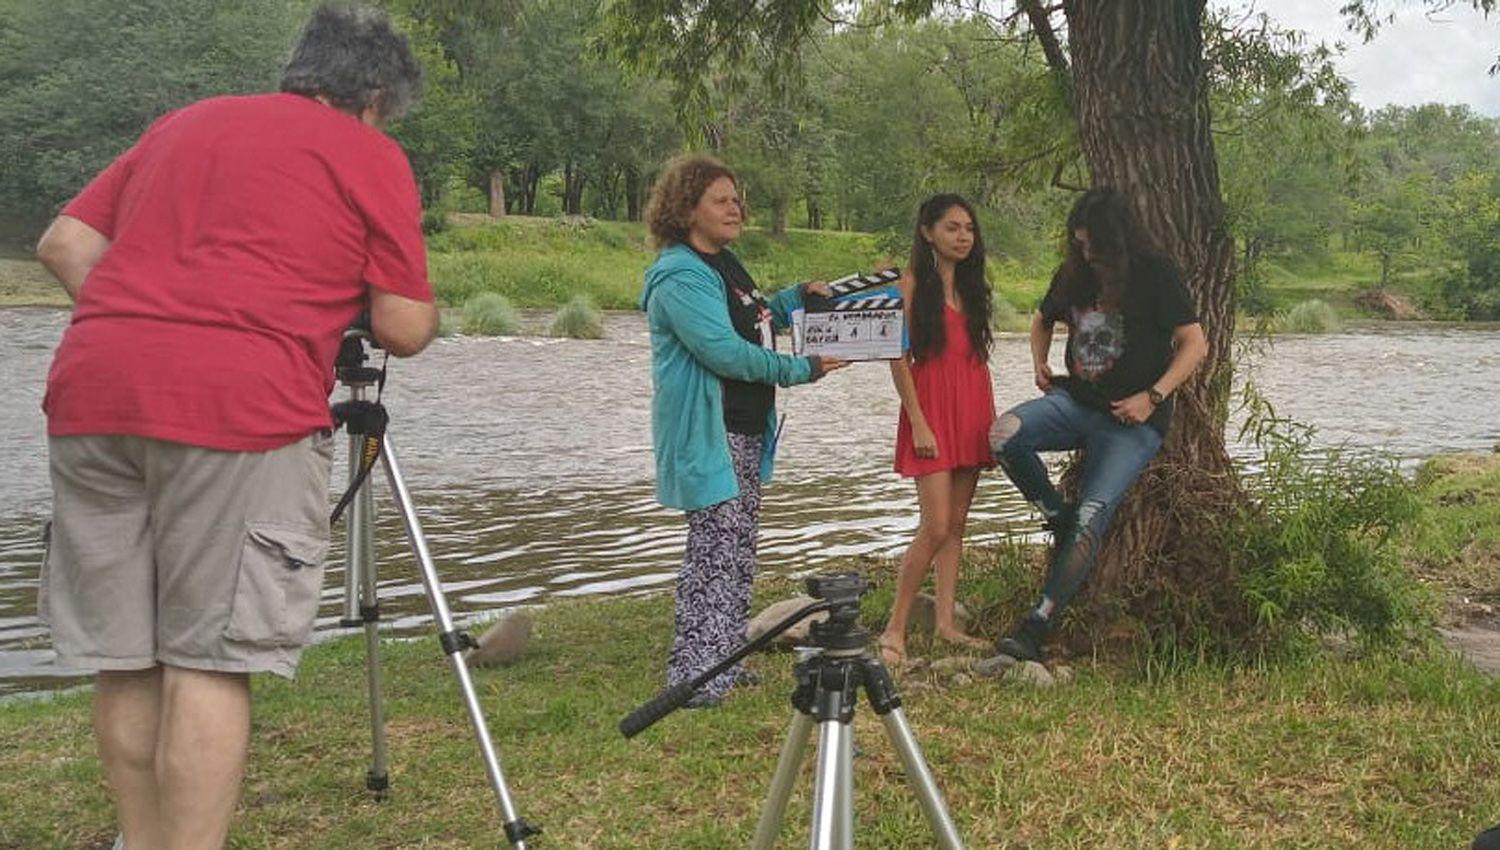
994, 614, 1048, 662
1042, 504, 1076, 541
1474, 824, 1500, 850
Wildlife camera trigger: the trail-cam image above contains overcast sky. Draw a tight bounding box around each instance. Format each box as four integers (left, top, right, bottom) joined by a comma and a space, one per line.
1218, 1, 1500, 115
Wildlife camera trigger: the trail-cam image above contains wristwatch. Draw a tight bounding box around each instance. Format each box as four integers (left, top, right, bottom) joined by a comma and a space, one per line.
1147, 387, 1166, 406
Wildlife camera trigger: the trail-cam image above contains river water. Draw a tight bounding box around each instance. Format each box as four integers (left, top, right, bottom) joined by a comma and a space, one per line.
2, 307, 1497, 696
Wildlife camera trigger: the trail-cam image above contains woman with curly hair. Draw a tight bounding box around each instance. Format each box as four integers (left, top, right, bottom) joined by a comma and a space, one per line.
878, 194, 997, 667
640, 154, 846, 707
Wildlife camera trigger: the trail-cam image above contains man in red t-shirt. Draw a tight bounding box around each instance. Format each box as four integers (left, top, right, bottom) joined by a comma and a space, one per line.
34, 7, 437, 848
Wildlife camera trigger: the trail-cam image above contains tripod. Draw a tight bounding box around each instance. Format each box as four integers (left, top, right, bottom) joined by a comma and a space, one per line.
621, 573, 964, 849
330, 330, 539, 848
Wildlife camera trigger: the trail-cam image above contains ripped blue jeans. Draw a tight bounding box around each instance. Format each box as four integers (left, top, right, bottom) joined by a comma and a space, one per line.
989, 387, 1163, 620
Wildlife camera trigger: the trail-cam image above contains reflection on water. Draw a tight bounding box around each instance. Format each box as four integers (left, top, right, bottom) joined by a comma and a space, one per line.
1, 308, 1497, 695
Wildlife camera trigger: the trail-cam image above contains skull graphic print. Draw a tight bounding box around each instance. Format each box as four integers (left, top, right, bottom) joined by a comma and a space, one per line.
1069, 307, 1125, 380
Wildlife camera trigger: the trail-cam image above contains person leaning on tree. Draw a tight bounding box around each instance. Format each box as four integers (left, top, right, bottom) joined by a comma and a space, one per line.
33, 6, 437, 848
984, 188, 1209, 663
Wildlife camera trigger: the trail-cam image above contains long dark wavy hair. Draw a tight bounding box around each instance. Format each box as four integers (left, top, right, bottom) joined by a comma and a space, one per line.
1054, 188, 1164, 311
908, 194, 992, 363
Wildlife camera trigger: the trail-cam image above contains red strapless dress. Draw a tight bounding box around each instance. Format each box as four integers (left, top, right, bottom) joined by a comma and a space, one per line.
894, 305, 997, 477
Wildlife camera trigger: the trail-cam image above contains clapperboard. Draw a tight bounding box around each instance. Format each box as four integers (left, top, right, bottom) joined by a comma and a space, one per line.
792, 268, 905, 361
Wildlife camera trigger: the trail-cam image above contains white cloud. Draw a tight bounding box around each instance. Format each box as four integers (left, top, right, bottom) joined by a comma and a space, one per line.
1218, 1, 1500, 115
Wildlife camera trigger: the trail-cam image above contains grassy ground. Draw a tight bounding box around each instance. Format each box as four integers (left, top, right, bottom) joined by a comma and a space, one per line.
1257, 251, 1452, 319
4, 455, 1500, 849
1408, 452, 1500, 623
0, 216, 1468, 322
0, 257, 68, 307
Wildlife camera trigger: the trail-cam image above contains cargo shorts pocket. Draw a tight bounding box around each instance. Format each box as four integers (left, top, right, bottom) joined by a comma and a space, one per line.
223, 523, 329, 648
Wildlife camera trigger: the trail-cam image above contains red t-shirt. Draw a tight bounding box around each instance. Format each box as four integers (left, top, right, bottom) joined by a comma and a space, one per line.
45, 93, 433, 451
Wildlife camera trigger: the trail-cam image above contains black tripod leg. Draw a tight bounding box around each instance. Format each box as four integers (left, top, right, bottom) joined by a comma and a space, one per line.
379, 437, 539, 848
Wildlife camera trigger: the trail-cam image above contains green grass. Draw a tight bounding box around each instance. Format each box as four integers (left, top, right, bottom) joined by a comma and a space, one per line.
459, 292, 520, 336
0, 257, 68, 307
548, 294, 605, 339
1279, 299, 1343, 334
1406, 452, 1500, 613
5, 480, 1500, 850
2, 594, 1496, 848
429, 215, 1060, 313
1257, 251, 1455, 319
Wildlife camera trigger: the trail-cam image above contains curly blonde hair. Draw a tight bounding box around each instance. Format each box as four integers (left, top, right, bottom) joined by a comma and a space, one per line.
644, 155, 739, 249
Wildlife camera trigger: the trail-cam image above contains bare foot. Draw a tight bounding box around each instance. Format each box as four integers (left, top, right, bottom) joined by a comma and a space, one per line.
877, 634, 908, 668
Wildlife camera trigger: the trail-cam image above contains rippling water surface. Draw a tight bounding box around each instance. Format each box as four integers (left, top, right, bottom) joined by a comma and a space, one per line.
2, 307, 1497, 695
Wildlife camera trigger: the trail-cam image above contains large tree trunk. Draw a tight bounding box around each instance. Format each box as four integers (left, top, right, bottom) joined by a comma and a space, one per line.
1064, 0, 1244, 632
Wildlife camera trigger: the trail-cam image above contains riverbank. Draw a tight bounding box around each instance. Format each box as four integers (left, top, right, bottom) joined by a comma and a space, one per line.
3, 454, 1498, 848
0, 215, 1466, 320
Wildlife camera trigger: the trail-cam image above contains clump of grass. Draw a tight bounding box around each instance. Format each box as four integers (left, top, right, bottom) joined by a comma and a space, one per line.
1280, 299, 1341, 334
549, 295, 605, 340
460, 292, 519, 336
990, 296, 1031, 333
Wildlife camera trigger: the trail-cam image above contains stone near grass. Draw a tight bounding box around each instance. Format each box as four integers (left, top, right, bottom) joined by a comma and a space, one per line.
748, 596, 827, 645
973, 653, 1018, 679
906, 593, 973, 637
929, 656, 975, 674
1052, 665, 1075, 685
950, 672, 974, 689
1006, 660, 1055, 688
466, 611, 533, 667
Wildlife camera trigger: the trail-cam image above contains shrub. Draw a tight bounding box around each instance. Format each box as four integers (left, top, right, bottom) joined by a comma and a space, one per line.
1229, 387, 1429, 651
460, 293, 519, 336
1280, 299, 1341, 334
549, 295, 605, 339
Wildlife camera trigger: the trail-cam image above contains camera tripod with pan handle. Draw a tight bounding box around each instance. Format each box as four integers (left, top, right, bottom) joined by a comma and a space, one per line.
329, 327, 540, 848
620, 573, 965, 850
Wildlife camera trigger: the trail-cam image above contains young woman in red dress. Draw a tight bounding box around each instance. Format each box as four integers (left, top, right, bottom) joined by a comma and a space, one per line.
879, 194, 997, 667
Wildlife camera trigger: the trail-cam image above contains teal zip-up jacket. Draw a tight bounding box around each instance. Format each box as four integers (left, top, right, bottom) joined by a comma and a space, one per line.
640, 243, 818, 511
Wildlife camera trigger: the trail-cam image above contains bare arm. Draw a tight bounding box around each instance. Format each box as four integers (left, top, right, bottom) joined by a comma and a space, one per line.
1111, 322, 1209, 424
369, 288, 439, 357
1151, 322, 1208, 398
1029, 310, 1057, 391
36, 216, 110, 301
891, 272, 937, 458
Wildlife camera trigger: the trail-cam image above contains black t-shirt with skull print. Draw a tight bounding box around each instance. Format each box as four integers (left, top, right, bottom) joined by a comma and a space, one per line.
1039, 254, 1197, 435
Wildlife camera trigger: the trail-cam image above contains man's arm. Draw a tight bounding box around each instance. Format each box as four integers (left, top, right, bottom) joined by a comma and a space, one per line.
1151, 322, 1208, 398
1029, 310, 1057, 391
1110, 322, 1209, 424
369, 288, 439, 357
36, 216, 110, 301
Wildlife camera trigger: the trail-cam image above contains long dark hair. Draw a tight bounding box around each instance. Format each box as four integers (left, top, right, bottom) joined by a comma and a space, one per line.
908, 194, 992, 363
1055, 188, 1163, 311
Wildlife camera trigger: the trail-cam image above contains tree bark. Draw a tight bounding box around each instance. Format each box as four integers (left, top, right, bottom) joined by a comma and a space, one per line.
1063, 0, 1244, 631
489, 170, 507, 219
624, 165, 643, 221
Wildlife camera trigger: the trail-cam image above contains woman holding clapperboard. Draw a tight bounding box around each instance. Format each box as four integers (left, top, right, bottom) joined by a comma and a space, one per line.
878, 194, 997, 669
639, 155, 848, 707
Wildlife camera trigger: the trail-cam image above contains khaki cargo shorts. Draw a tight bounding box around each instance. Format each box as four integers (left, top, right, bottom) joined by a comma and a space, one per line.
39, 433, 333, 678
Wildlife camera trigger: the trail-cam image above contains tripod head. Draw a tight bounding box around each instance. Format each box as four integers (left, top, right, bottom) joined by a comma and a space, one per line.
336, 316, 385, 387
804, 573, 870, 653
619, 571, 871, 738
